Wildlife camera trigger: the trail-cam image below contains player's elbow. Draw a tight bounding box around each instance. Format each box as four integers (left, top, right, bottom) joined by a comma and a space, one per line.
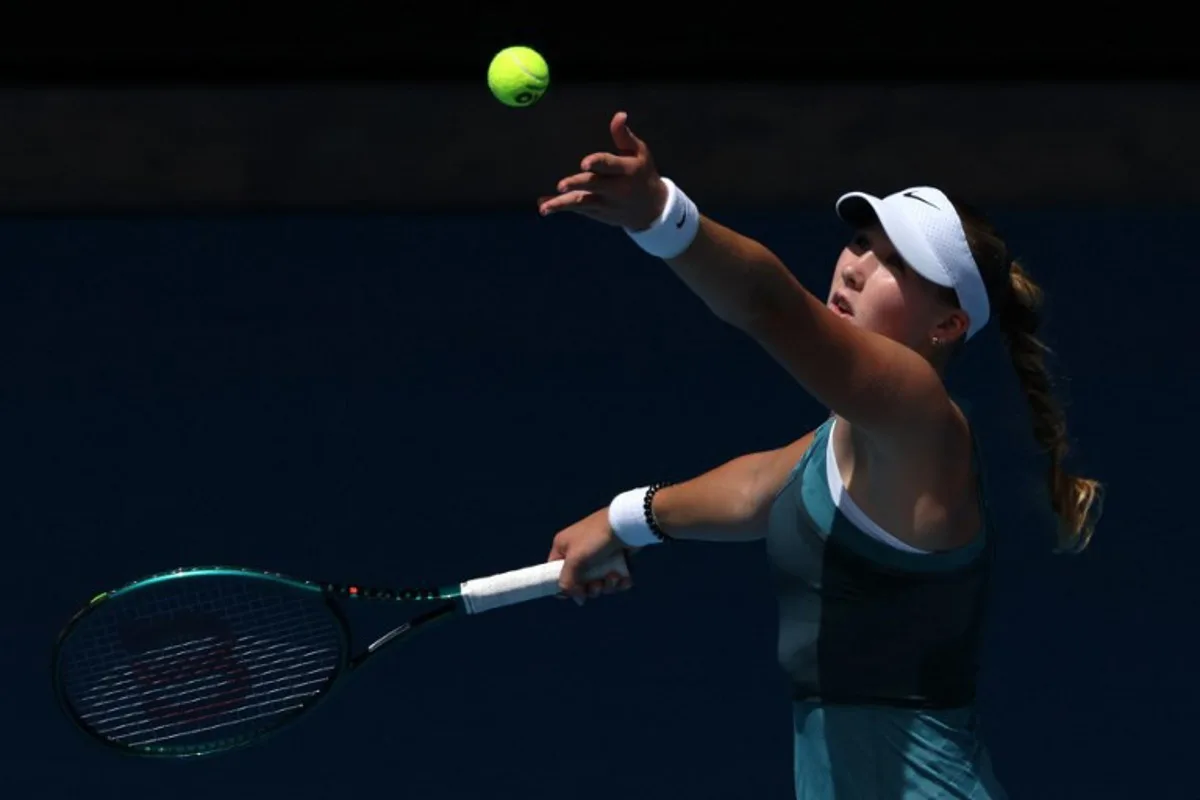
726, 481, 769, 528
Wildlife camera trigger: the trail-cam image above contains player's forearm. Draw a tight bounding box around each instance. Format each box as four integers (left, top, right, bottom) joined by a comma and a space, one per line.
647, 451, 779, 543
664, 216, 806, 332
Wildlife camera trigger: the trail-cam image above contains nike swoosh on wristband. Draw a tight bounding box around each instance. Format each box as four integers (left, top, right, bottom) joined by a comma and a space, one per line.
676, 207, 687, 228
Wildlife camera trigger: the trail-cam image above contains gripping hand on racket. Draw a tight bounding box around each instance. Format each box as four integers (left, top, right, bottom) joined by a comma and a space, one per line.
538, 111, 667, 229
548, 508, 634, 605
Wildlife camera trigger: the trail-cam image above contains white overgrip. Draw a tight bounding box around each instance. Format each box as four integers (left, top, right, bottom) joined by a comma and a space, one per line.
459, 553, 630, 614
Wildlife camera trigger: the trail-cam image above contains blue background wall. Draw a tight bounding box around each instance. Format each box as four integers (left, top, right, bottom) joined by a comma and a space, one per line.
6, 206, 1193, 797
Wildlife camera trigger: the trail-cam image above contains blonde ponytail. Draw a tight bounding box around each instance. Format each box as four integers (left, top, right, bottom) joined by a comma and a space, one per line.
998, 262, 1103, 553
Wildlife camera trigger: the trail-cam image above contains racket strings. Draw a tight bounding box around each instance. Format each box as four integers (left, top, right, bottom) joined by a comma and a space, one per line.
77, 632, 332, 733
58, 576, 345, 753
74, 609, 315, 701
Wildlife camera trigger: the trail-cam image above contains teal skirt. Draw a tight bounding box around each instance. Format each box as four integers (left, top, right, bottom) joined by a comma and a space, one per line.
793, 702, 1009, 799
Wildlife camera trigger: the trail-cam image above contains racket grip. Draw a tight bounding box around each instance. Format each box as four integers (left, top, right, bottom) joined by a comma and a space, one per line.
459, 552, 630, 614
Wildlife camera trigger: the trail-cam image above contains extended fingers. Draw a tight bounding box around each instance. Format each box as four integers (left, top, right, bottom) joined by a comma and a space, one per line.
556, 171, 620, 194
538, 190, 603, 216
580, 151, 639, 176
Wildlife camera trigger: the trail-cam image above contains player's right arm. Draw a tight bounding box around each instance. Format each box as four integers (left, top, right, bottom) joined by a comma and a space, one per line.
651, 429, 816, 542
548, 429, 816, 599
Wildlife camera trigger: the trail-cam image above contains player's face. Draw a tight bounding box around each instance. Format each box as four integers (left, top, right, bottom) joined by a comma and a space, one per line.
827, 225, 960, 351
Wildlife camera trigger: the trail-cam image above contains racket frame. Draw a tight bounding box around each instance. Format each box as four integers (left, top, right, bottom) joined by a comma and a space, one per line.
52, 555, 624, 758
51, 566, 468, 759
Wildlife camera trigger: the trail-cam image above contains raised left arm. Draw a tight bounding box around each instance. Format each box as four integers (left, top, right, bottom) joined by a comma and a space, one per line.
661, 215, 953, 446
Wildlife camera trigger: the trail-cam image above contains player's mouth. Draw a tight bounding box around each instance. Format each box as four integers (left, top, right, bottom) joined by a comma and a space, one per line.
829, 292, 854, 317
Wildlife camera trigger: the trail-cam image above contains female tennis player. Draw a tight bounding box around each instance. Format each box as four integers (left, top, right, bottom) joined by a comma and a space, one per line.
538, 112, 1103, 799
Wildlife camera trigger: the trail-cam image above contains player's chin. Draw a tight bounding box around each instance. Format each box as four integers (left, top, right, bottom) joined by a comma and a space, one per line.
834, 312, 866, 331
844, 314, 892, 338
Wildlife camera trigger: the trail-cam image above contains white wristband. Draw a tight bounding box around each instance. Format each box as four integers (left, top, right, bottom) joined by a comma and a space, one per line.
624, 177, 701, 259
608, 487, 664, 547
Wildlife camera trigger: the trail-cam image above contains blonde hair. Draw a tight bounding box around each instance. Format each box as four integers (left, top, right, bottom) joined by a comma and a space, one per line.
954, 201, 1104, 553
1000, 263, 1103, 552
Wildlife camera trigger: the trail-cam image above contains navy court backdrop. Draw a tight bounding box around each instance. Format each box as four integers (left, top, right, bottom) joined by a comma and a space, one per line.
5, 204, 1194, 797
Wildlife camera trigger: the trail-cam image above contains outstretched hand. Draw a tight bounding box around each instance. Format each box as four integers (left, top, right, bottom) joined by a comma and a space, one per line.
538, 111, 669, 231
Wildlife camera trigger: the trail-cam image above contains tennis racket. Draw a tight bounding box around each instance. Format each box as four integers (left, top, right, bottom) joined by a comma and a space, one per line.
51, 553, 629, 758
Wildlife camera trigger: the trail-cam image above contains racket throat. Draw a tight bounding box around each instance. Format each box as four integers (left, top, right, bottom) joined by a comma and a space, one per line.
352, 603, 456, 668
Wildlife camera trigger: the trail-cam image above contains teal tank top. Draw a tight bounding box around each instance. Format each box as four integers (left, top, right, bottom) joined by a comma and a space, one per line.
765, 417, 1008, 798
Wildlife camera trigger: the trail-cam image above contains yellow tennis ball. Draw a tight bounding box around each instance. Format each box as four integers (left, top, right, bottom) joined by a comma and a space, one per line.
487, 46, 549, 108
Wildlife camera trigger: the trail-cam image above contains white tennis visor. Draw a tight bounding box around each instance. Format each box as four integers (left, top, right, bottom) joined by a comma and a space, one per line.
835, 186, 991, 340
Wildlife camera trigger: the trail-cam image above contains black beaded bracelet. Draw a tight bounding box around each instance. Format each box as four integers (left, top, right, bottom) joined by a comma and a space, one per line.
644, 482, 672, 542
